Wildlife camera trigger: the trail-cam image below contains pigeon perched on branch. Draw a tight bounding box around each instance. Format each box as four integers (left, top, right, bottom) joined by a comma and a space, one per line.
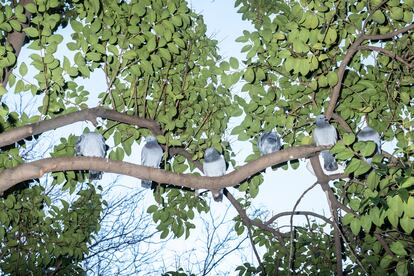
312, 115, 338, 171
141, 136, 163, 189
258, 132, 281, 156
75, 132, 107, 180
203, 147, 226, 202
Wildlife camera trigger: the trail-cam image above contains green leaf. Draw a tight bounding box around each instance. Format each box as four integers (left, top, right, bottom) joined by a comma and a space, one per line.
19, 62, 28, 76
25, 3, 37, 13
380, 255, 393, 269
367, 171, 380, 190
327, 71, 338, 87
244, 68, 255, 83
396, 261, 408, 276
361, 141, 377, 157
360, 215, 372, 232
400, 215, 414, 234
403, 197, 414, 217
342, 213, 354, 225
372, 10, 385, 24
24, 27, 39, 37
325, 28, 337, 44
390, 7, 404, 20
147, 205, 158, 213
10, 20, 21, 31
350, 219, 361, 235
342, 133, 355, 145
345, 158, 361, 174
401, 177, 414, 189
390, 241, 407, 256
229, 57, 239, 69
349, 198, 360, 211
0, 85, 7, 96
354, 161, 371, 176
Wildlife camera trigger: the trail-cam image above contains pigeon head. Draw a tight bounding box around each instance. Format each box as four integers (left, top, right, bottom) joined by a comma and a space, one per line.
205, 147, 220, 162
315, 115, 328, 127
265, 132, 278, 142
359, 126, 375, 135
145, 136, 157, 143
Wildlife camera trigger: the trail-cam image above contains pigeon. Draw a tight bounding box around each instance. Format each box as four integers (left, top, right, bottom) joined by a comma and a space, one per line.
312, 115, 338, 171
357, 126, 381, 163
203, 147, 226, 202
258, 132, 281, 156
75, 132, 107, 180
141, 136, 163, 189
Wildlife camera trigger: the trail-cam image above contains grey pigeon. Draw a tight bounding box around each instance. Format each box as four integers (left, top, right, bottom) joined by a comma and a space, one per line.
357, 126, 381, 163
203, 147, 226, 202
258, 132, 281, 156
312, 115, 338, 171
141, 136, 163, 189
76, 132, 107, 180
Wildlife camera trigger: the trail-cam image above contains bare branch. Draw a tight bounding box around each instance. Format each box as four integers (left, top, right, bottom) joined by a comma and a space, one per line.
288, 181, 319, 273
224, 189, 286, 242
0, 145, 327, 194
266, 211, 333, 226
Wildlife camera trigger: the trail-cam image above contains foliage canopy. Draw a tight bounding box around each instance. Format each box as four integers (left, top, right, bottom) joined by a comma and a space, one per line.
0, 0, 413, 274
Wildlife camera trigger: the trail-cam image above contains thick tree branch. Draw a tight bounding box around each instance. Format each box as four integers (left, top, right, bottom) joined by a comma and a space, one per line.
309, 156, 343, 275
0, 145, 327, 194
0, 107, 162, 148
325, 23, 414, 118
358, 45, 413, 68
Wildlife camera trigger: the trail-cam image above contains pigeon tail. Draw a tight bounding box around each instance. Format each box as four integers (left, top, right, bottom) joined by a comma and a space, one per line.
212, 189, 223, 202
321, 151, 338, 171
141, 180, 152, 189
89, 170, 102, 180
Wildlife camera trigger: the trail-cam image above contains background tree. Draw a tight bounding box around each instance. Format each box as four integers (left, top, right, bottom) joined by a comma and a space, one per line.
0, 0, 413, 275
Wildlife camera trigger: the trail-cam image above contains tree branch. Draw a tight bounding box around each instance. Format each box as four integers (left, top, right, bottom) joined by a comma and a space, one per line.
0, 145, 327, 194
358, 45, 413, 68
325, 23, 414, 118
266, 211, 333, 226
374, 232, 396, 258
224, 189, 286, 242
309, 156, 343, 275
0, 106, 162, 148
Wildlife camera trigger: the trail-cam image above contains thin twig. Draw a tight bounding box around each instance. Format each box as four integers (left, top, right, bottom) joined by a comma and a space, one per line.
358, 45, 413, 68
288, 182, 318, 274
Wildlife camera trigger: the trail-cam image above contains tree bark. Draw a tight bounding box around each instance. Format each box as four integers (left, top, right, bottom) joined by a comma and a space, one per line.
0, 145, 327, 194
